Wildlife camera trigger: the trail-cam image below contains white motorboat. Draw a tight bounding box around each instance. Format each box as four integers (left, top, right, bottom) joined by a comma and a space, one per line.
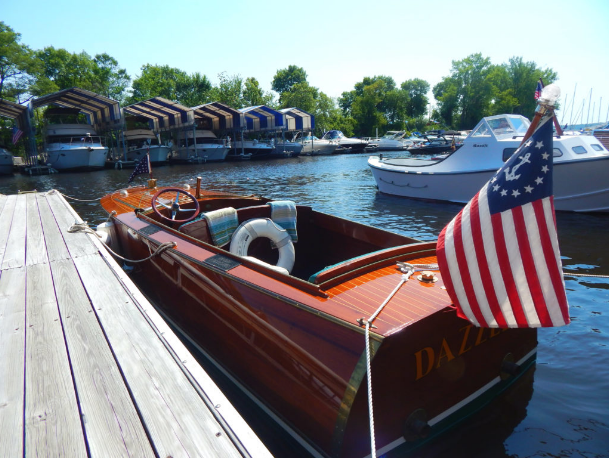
173, 130, 230, 162
367, 131, 422, 151
368, 114, 609, 212
272, 139, 303, 157
321, 129, 368, 153
43, 109, 108, 171
232, 138, 275, 159
294, 132, 338, 155
0, 146, 14, 175
123, 129, 171, 164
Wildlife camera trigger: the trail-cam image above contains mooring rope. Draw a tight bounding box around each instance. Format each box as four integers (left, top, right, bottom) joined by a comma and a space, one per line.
563, 272, 609, 278
67, 222, 176, 263
364, 262, 438, 458
48, 189, 101, 202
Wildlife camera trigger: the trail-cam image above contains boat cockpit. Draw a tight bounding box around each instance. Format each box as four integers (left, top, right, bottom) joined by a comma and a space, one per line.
470, 115, 530, 140
130, 187, 425, 287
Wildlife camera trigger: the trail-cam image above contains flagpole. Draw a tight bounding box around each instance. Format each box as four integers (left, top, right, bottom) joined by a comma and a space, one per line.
522, 84, 561, 145
539, 78, 563, 135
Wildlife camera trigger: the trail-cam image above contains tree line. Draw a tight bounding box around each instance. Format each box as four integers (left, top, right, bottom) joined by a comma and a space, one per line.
1, 20, 556, 149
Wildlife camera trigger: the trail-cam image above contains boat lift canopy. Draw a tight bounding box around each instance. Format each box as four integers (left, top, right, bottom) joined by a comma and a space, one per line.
280, 107, 315, 131
31, 87, 122, 133
192, 102, 245, 132
240, 105, 285, 132
123, 97, 195, 132
0, 99, 28, 129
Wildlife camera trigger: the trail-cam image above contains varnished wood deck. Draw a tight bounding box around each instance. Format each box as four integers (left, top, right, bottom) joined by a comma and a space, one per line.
0, 190, 271, 457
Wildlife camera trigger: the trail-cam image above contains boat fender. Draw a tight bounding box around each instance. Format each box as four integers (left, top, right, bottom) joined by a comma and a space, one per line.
230, 218, 295, 273
95, 221, 119, 253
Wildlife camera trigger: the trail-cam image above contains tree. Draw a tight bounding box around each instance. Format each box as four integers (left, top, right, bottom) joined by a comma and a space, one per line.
488, 57, 557, 118
0, 22, 38, 102
272, 65, 307, 96
433, 53, 495, 129
242, 77, 273, 107
351, 80, 388, 136
279, 81, 318, 113
92, 53, 130, 102
401, 78, 430, 118
209, 72, 244, 108
128, 64, 211, 106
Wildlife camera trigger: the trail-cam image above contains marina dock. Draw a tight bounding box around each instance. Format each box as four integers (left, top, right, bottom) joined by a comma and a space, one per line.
0, 190, 271, 457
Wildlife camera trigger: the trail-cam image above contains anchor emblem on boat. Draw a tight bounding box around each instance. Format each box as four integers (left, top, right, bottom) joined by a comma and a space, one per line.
504, 153, 531, 181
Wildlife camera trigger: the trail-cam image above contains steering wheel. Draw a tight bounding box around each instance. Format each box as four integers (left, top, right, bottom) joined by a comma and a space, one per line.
151, 188, 200, 223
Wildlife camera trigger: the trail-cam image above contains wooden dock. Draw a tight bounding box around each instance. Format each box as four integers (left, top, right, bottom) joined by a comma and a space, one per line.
0, 190, 272, 457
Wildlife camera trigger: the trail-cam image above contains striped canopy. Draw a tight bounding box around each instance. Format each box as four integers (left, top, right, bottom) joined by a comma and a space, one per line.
123, 98, 195, 131
240, 105, 285, 132
31, 87, 121, 132
280, 107, 314, 131
192, 102, 245, 131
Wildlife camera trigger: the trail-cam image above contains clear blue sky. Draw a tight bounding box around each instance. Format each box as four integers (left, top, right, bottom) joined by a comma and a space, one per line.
3, 0, 609, 126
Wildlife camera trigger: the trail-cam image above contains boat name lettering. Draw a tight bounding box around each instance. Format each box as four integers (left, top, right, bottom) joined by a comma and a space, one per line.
473, 144, 488, 148
413, 324, 507, 381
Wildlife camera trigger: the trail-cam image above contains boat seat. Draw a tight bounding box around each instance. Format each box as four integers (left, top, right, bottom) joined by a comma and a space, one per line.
236, 205, 272, 223
178, 217, 214, 245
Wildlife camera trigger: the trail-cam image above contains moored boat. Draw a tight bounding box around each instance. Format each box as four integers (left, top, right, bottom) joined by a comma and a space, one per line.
99, 182, 537, 457
369, 113, 609, 212
43, 108, 108, 171
0, 145, 15, 175
321, 130, 368, 153
173, 129, 230, 162
294, 132, 338, 156
123, 129, 171, 164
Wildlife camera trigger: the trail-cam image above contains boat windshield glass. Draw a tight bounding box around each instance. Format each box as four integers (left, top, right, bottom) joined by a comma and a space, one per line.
486, 116, 530, 139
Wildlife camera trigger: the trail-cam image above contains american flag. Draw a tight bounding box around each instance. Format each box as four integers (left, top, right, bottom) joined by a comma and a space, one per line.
128, 153, 151, 183
437, 116, 569, 328
534, 80, 543, 100
12, 126, 23, 144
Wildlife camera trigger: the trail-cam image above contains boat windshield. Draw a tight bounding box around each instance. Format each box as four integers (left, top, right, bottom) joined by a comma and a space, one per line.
471, 116, 530, 139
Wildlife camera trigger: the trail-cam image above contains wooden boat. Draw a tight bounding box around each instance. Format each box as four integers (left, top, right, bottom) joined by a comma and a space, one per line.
99, 182, 537, 458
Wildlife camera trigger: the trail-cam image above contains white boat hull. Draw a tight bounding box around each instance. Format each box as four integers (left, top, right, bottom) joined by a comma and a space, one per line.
173, 145, 229, 162
45, 146, 108, 171
125, 145, 171, 164
369, 155, 609, 212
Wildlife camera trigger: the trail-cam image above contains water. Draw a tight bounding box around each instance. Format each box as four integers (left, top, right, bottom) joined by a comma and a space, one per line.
2, 153, 608, 458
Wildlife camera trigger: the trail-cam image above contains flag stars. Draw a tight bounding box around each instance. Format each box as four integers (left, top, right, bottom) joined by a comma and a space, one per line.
535, 176, 544, 185
541, 165, 549, 173
512, 189, 521, 198
525, 140, 533, 147
542, 152, 550, 160
535, 141, 544, 149
525, 185, 534, 193
493, 184, 501, 192
500, 189, 508, 197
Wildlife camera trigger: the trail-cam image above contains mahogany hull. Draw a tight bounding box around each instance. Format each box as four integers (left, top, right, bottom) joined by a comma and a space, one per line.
108, 207, 537, 457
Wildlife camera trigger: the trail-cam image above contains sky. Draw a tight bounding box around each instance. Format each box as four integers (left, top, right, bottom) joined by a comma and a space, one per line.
3, 0, 609, 127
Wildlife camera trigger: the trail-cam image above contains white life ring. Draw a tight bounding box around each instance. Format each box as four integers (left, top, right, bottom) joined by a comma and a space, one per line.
230, 218, 295, 273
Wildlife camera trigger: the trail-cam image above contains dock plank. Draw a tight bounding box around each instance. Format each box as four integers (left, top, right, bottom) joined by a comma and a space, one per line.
2, 194, 26, 270
36, 194, 71, 262
24, 262, 87, 456
50, 258, 156, 458
0, 267, 26, 458
73, 252, 246, 458
44, 190, 97, 259
0, 195, 20, 269
26, 193, 47, 266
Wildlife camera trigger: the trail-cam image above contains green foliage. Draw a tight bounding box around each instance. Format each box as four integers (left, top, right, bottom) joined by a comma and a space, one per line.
271, 65, 307, 95
92, 53, 130, 103
0, 22, 38, 102
128, 64, 210, 106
